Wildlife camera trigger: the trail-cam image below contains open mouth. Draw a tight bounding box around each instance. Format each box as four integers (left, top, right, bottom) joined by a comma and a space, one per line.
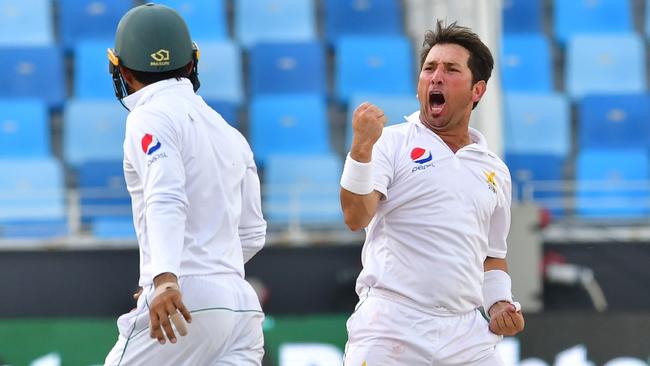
429, 91, 445, 114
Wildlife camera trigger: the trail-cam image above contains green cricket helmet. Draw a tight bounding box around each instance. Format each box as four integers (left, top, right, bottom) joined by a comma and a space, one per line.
108, 3, 200, 102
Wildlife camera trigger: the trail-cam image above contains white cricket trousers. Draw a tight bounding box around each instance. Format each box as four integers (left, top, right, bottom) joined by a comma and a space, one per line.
343, 289, 504, 366
104, 274, 264, 366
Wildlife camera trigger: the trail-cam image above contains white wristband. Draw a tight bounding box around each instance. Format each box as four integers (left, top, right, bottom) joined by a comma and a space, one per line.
482, 270, 515, 314
340, 153, 373, 195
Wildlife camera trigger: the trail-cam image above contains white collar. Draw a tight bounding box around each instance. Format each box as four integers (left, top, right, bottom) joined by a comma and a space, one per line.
122, 78, 193, 111
406, 110, 489, 150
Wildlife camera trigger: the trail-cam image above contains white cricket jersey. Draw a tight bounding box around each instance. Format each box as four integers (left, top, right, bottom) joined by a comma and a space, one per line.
357, 111, 511, 315
121, 78, 266, 287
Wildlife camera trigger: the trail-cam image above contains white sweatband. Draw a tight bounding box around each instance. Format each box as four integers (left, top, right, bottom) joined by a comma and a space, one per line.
340, 153, 373, 195
152, 282, 180, 299
482, 270, 515, 314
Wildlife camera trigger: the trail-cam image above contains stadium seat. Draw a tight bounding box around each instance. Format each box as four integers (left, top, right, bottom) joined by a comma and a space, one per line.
501, 33, 552, 92
63, 100, 128, 169
264, 153, 343, 226
503, 93, 570, 156
578, 94, 650, 150
92, 217, 136, 239
197, 41, 244, 106
156, 0, 227, 41
0, 0, 54, 45
565, 33, 646, 99
324, 0, 403, 44
346, 93, 419, 148
77, 160, 131, 224
0, 99, 50, 157
505, 153, 566, 215
58, 0, 132, 51
234, 0, 317, 48
502, 0, 543, 33
74, 39, 116, 99
248, 41, 326, 97
0, 46, 65, 108
0, 158, 67, 238
249, 95, 330, 165
554, 0, 632, 44
335, 36, 414, 104
576, 149, 649, 219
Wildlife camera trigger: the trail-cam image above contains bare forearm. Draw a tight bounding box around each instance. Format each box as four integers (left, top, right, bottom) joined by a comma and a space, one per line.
484, 256, 508, 272
153, 272, 178, 287
340, 189, 381, 231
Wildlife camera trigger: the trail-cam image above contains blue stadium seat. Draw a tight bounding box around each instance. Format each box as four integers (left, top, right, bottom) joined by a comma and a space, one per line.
346, 93, 419, 148
565, 34, 646, 99
197, 41, 244, 106
502, 0, 543, 33
92, 217, 136, 239
234, 0, 316, 48
503, 93, 570, 156
156, 0, 227, 41
505, 153, 566, 216
324, 0, 402, 44
0, 46, 65, 108
74, 39, 115, 99
77, 160, 131, 224
63, 100, 127, 169
554, 0, 632, 44
335, 36, 414, 104
58, 0, 132, 51
0, 158, 67, 238
0, 0, 54, 45
578, 94, 650, 150
249, 41, 326, 96
0, 99, 50, 157
264, 153, 343, 226
576, 149, 649, 219
249, 95, 330, 165
501, 33, 552, 92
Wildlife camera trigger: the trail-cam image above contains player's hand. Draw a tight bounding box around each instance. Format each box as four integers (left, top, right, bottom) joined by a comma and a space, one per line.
350, 102, 387, 162
488, 301, 524, 336
133, 287, 143, 301
149, 275, 192, 344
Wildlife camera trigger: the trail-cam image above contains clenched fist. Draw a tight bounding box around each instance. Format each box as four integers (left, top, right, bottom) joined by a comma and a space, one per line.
488, 301, 525, 336
350, 102, 387, 162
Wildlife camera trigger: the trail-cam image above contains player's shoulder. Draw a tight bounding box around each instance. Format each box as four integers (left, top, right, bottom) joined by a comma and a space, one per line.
487, 153, 511, 184
127, 94, 186, 132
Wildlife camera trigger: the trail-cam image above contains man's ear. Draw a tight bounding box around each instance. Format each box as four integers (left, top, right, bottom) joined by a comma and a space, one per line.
472, 80, 487, 104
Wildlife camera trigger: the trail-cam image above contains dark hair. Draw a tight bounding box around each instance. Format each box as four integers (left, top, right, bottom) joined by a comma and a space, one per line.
127, 63, 190, 85
420, 20, 494, 108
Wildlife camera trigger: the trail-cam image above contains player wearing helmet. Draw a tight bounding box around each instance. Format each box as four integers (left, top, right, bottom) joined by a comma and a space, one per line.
104, 4, 266, 365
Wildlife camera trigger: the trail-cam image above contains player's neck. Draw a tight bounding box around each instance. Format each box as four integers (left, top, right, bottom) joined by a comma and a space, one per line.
424, 122, 471, 153
439, 132, 471, 153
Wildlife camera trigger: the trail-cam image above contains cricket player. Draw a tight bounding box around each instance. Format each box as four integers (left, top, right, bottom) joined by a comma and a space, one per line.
340, 21, 525, 365
103, 4, 266, 365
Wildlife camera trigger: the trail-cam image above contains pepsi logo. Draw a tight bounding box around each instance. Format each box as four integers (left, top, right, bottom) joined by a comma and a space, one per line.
141, 133, 162, 155
410, 147, 432, 164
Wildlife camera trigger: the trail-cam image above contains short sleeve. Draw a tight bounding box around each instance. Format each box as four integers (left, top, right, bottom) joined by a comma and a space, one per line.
487, 165, 512, 259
